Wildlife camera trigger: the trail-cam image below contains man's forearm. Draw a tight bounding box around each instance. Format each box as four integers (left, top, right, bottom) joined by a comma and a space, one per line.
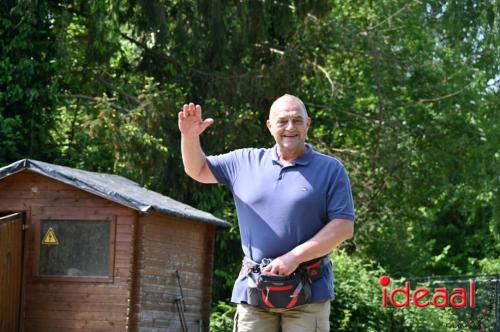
181, 134, 207, 179
290, 219, 354, 263
262, 219, 354, 275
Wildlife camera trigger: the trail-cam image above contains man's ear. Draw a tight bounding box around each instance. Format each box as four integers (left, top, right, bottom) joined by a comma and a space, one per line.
266, 119, 272, 131
305, 117, 312, 139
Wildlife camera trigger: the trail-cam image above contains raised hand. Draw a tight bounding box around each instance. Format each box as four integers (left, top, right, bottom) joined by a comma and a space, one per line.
178, 103, 214, 138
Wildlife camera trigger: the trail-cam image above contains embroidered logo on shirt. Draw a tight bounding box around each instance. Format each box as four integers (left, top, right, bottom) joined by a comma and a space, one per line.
301, 187, 309, 192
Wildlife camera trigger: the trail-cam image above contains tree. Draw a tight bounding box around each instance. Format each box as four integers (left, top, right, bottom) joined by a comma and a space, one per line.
0, 1, 59, 164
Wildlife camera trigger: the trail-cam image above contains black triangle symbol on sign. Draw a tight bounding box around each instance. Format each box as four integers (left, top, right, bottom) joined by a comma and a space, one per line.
42, 227, 59, 245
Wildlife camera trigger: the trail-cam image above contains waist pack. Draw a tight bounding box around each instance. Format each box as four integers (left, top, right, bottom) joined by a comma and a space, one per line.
244, 256, 328, 309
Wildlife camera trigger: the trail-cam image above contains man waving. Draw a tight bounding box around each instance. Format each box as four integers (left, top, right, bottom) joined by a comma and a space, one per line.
179, 95, 355, 332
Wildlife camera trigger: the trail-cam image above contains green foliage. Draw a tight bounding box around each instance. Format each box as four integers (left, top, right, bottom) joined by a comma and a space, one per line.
209, 301, 236, 332
479, 257, 500, 275
0, 114, 22, 163
331, 250, 464, 332
0, 1, 58, 164
296, 0, 500, 278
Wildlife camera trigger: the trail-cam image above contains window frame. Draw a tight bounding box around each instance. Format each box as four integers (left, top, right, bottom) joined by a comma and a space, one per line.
33, 216, 116, 283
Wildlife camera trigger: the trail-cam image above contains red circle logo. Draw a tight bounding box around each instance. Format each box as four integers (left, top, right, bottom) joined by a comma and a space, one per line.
379, 275, 391, 286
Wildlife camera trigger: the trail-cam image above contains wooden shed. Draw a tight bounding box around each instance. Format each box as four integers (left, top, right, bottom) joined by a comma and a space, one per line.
0, 159, 229, 332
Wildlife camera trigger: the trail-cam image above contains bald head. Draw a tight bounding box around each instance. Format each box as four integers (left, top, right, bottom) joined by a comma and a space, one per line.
266, 94, 311, 159
269, 94, 308, 119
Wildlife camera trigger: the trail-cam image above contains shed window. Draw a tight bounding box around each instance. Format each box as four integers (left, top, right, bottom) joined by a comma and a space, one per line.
38, 219, 115, 281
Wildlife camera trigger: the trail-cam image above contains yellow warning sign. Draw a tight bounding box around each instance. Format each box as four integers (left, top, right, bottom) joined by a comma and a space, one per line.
42, 227, 59, 245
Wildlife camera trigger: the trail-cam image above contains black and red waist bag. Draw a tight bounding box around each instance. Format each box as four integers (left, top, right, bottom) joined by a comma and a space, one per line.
244, 256, 328, 309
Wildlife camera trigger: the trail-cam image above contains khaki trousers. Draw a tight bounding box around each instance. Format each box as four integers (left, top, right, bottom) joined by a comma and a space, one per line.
233, 301, 331, 332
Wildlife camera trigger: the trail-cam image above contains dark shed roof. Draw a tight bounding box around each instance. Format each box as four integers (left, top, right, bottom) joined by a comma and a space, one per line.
0, 159, 229, 228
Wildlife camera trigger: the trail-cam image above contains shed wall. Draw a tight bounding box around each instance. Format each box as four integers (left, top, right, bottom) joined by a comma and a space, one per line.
131, 212, 215, 332
0, 213, 23, 332
0, 171, 137, 332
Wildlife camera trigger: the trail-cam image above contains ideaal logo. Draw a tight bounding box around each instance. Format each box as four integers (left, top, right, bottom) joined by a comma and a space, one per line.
379, 275, 475, 308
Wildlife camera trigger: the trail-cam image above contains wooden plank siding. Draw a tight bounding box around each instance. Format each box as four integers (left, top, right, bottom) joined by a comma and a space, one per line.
0, 171, 137, 332
131, 212, 215, 332
0, 213, 24, 332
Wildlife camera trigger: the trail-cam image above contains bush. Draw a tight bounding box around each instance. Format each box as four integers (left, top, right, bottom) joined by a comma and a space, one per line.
479, 257, 500, 274
210, 301, 236, 332
331, 250, 465, 332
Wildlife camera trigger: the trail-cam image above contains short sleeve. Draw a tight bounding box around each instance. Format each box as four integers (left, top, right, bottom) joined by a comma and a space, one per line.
206, 150, 241, 187
327, 164, 355, 221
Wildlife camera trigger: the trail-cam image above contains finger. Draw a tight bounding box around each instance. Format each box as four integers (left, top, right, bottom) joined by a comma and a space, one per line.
188, 102, 195, 116
200, 118, 214, 133
195, 104, 202, 119
183, 104, 189, 118
270, 265, 280, 274
264, 263, 277, 274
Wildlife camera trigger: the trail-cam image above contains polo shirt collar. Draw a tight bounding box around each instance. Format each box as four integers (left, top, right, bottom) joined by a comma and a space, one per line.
271, 143, 314, 166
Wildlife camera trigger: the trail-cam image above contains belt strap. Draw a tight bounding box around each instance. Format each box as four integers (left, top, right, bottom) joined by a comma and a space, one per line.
243, 255, 329, 279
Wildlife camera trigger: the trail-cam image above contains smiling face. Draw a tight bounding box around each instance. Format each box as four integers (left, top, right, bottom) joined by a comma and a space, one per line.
267, 95, 311, 159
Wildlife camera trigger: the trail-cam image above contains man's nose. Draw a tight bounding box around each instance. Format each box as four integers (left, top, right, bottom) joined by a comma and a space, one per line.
285, 119, 295, 130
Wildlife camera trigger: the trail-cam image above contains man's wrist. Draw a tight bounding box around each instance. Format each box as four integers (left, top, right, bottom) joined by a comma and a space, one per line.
181, 133, 200, 142
289, 242, 324, 264
284, 250, 304, 267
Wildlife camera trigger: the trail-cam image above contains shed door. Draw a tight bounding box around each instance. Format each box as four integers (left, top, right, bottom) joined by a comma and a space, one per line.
0, 212, 24, 332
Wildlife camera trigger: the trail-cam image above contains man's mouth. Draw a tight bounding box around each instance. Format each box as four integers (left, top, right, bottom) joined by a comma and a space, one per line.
283, 134, 298, 138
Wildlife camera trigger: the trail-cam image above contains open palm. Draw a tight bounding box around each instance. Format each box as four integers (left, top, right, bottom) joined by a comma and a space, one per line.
178, 103, 214, 137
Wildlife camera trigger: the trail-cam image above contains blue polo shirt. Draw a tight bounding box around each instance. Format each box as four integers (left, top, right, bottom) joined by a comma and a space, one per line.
207, 144, 355, 303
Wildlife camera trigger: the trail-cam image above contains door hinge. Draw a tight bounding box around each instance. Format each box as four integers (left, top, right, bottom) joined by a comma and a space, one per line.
22, 224, 29, 230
